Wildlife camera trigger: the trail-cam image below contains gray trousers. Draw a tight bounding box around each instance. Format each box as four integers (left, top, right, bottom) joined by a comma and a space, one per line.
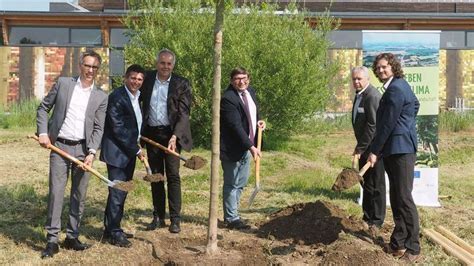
45, 141, 90, 243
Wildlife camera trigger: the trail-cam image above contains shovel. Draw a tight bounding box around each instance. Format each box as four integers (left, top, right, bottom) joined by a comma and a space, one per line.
331, 161, 371, 191
141, 155, 165, 182
140, 136, 207, 170
247, 126, 263, 208
29, 135, 134, 192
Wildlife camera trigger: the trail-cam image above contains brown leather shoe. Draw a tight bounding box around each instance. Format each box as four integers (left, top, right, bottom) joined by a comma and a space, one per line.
400, 252, 423, 263
383, 244, 406, 257
368, 225, 380, 239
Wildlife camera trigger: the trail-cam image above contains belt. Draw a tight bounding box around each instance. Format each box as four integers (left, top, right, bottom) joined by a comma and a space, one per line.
56, 138, 85, 145
148, 125, 171, 130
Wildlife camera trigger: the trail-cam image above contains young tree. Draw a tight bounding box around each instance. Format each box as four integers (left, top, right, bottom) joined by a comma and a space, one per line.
124, 0, 339, 147
207, 0, 225, 254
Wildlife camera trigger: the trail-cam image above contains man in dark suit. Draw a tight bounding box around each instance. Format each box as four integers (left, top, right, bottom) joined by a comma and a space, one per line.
140, 49, 192, 234
220, 67, 265, 230
368, 53, 421, 263
100, 64, 146, 248
36, 50, 108, 258
351, 66, 386, 237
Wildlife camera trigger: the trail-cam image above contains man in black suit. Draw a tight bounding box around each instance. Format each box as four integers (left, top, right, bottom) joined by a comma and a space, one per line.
351, 66, 386, 237
220, 67, 265, 230
140, 49, 192, 234
100, 64, 146, 247
368, 53, 421, 263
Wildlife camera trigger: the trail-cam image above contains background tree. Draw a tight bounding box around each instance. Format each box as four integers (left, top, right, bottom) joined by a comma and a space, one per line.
124, 0, 339, 147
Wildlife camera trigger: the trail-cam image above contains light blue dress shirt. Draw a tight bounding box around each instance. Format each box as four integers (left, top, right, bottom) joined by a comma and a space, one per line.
148, 75, 171, 126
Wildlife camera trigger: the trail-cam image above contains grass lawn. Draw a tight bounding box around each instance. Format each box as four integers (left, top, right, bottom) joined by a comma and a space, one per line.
0, 121, 472, 264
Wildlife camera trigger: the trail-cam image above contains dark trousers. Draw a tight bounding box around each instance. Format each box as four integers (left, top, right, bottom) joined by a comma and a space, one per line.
144, 126, 182, 221
360, 153, 386, 227
384, 153, 420, 255
103, 160, 136, 235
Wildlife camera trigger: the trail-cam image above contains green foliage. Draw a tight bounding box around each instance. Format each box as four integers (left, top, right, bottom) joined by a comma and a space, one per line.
124, 0, 339, 147
0, 100, 39, 129
439, 110, 474, 132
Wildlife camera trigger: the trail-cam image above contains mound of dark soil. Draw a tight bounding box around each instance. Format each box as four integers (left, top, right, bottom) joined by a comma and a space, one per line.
258, 200, 365, 246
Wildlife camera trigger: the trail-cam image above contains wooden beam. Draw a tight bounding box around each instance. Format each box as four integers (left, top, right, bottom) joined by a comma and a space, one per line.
101, 20, 109, 47
423, 229, 474, 265
436, 226, 474, 255
2, 19, 9, 46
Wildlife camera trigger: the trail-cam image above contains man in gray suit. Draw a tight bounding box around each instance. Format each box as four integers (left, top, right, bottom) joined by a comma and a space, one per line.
36, 50, 108, 259
351, 66, 385, 237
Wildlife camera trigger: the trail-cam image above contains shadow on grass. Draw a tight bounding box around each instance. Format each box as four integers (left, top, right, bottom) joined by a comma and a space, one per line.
0, 185, 47, 251
0, 184, 117, 250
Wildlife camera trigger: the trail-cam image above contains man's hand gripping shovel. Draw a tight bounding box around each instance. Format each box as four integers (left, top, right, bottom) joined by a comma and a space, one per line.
29, 135, 133, 192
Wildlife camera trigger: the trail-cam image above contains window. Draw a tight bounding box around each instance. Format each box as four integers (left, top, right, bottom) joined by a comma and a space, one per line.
10, 27, 68, 45
466, 32, 474, 48
327, 30, 363, 49
110, 49, 125, 76
440, 31, 465, 49
110, 28, 130, 48
9, 26, 101, 46
71, 28, 102, 46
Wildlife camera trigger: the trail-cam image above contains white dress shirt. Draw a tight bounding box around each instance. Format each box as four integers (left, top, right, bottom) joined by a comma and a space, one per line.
57, 78, 92, 141
148, 75, 171, 126
125, 85, 142, 140
352, 84, 369, 124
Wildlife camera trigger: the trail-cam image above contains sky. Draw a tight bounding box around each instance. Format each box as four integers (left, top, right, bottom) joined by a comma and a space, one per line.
0, 0, 75, 11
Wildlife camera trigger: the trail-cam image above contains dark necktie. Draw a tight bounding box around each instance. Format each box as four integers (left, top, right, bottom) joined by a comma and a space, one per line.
241, 91, 254, 145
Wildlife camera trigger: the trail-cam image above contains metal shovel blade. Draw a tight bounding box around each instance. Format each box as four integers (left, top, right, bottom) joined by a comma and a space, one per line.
109, 180, 134, 192
247, 184, 261, 208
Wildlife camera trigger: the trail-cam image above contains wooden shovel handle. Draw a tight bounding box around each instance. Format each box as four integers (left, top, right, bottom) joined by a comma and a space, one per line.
359, 161, 371, 176
255, 127, 263, 185
29, 135, 110, 184
352, 155, 359, 169
143, 156, 153, 175
141, 136, 184, 160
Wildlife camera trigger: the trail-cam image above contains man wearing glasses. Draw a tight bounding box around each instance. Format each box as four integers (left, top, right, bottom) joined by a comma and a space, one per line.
36, 50, 108, 258
220, 67, 265, 230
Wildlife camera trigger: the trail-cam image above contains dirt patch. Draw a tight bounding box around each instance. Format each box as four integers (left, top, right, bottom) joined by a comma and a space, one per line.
258, 200, 365, 246
320, 237, 399, 265
111, 200, 396, 265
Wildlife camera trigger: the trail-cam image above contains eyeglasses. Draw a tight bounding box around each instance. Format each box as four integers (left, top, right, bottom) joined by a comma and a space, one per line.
233, 77, 248, 81
83, 64, 99, 71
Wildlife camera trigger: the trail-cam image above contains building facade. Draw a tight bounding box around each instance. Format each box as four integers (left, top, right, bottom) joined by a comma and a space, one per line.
1, 0, 473, 110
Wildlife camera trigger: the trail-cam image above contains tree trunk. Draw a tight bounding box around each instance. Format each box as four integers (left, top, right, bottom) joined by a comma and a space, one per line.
206, 0, 225, 255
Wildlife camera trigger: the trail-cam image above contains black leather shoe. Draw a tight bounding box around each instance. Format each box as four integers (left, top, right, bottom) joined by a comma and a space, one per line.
41, 242, 59, 259
169, 220, 181, 234
108, 234, 132, 248
146, 216, 166, 230
63, 238, 90, 251
103, 230, 134, 240
227, 219, 250, 230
